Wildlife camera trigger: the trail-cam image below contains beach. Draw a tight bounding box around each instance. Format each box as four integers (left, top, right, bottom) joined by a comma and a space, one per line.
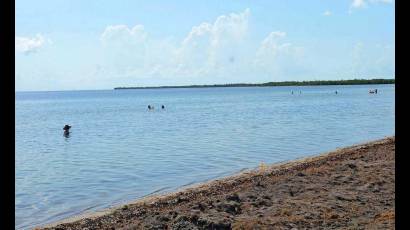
39, 136, 395, 229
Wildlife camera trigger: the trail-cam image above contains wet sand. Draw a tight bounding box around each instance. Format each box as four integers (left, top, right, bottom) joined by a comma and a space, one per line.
39, 137, 395, 229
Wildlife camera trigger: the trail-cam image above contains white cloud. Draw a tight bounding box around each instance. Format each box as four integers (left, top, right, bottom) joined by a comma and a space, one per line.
350, 0, 393, 12
99, 9, 253, 82
97, 9, 305, 84
176, 8, 251, 79
100, 24, 147, 45
267, 31, 286, 39
15, 34, 49, 55
323, 10, 332, 16
351, 0, 366, 8
253, 31, 305, 79
255, 31, 303, 63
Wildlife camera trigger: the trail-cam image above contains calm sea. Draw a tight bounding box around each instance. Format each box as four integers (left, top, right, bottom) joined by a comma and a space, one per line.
15, 85, 395, 229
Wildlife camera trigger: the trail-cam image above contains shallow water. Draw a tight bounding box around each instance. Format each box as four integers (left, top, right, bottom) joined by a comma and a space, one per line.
15, 85, 394, 229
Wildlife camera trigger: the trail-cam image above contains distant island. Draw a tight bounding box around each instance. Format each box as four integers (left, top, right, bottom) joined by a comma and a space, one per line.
114, 78, 394, 90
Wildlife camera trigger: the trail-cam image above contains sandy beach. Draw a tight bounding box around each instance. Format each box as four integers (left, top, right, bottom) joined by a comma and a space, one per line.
39, 137, 395, 229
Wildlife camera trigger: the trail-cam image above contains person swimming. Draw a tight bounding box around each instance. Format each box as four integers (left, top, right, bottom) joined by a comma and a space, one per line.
63, 125, 71, 136
161, 105, 165, 109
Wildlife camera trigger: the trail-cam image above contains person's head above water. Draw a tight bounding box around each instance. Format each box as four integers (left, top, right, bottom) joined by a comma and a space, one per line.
63, 125, 71, 131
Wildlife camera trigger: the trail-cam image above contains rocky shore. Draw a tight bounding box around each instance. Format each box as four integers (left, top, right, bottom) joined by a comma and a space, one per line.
40, 137, 395, 229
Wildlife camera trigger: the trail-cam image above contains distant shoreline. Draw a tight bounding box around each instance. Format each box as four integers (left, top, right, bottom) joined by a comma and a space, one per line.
114, 78, 394, 90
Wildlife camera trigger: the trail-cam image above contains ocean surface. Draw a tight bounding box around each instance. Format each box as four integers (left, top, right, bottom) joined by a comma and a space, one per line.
15, 85, 395, 229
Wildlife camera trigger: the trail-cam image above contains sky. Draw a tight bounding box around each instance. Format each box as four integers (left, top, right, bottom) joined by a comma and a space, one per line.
15, 0, 395, 91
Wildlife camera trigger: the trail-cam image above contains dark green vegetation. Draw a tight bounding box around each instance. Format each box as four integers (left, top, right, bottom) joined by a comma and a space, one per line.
114, 78, 394, 90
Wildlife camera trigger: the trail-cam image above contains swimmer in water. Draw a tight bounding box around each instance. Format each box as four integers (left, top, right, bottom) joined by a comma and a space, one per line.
63, 124, 71, 136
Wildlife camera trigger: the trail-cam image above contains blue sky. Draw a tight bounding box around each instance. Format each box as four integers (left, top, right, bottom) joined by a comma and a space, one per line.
15, 0, 395, 91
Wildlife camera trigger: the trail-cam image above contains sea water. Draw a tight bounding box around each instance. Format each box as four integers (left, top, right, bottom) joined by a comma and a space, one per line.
15, 84, 395, 229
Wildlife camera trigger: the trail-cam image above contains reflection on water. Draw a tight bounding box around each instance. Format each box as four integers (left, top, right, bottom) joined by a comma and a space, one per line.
15, 84, 395, 229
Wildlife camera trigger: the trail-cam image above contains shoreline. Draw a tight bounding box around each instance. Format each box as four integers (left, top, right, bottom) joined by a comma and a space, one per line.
114, 79, 394, 90
40, 136, 395, 229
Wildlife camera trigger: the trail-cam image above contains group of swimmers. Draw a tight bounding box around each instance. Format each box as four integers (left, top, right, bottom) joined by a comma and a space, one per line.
292, 90, 338, 94
63, 87, 380, 136
291, 89, 378, 95
62, 104, 166, 136
291, 90, 302, 95
148, 104, 165, 110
